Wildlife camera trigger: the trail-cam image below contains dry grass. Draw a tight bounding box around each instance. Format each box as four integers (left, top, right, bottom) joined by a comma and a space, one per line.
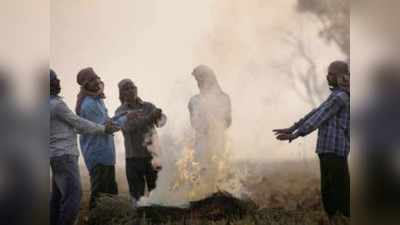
77, 160, 330, 225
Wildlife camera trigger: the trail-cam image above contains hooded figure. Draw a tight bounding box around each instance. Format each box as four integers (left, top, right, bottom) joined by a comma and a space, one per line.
188, 65, 232, 194
189, 65, 232, 133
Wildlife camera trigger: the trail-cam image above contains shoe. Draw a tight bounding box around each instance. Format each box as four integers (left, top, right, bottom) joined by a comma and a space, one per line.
130, 197, 138, 208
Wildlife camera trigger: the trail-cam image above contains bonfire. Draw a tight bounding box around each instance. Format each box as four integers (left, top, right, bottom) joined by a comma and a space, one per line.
88, 191, 257, 225
78, 160, 338, 225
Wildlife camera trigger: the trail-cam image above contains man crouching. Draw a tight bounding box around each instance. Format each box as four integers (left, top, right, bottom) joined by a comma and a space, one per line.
115, 79, 166, 207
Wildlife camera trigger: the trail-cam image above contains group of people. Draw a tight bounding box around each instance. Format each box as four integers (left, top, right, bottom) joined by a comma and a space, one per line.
49, 60, 350, 225
50, 67, 167, 225
49, 65, 232, 225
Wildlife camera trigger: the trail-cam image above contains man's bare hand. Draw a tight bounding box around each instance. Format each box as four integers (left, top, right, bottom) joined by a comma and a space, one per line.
275, 133, 299, 143
151, 158, 162, 171
273, 127, 295, 135
105, 120, 120, 134
150, 108, 162, 122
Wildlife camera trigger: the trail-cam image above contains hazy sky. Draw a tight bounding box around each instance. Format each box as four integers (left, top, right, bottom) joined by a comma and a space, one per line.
50, 0, 344, 162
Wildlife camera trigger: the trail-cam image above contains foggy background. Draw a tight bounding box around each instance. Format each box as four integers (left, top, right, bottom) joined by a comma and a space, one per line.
5, 0, 400, 224
51, 0, 345, 166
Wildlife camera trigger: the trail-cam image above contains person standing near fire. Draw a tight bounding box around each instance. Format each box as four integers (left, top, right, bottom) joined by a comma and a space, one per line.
50, 69, 119, 225
75, 67, 120, 210
188, 65, 232, 194
273, 61, 350, 225
115, 78, 166, 207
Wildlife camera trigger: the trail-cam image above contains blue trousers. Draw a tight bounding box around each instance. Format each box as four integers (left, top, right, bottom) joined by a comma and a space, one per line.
50, 155, 82, 225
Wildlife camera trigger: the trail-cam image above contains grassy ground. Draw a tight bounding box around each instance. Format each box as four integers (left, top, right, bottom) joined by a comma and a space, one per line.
77, 160, 329, 225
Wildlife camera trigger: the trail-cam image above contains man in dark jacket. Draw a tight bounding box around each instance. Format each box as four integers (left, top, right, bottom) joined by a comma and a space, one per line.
115, 79, 166, 207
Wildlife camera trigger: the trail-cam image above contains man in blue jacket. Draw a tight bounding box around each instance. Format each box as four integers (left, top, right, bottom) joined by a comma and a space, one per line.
75, 67, 119, 209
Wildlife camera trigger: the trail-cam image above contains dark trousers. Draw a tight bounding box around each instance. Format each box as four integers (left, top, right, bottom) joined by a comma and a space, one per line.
89, 164, 118, 209
319, 153, 350, 218
126, 157, 158, 200
50, 155, 82, 225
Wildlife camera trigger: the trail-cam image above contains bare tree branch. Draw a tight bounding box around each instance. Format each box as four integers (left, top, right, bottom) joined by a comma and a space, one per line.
297, 0, 349, 56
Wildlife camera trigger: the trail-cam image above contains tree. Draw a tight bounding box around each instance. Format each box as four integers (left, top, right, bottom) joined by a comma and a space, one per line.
276, 31, 327, 107
296, 0, 349, 57
276, 0, 349, 107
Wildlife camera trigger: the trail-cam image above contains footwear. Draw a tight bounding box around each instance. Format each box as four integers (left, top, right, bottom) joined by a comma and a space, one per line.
130, 197, 138, 208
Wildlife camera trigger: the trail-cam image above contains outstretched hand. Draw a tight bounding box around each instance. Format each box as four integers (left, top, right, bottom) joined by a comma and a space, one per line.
273, 128, 294, 135
104, 120, 120, 134
275, 133, 299, 143
273, 126, 299, 143
150, 108, 163, 122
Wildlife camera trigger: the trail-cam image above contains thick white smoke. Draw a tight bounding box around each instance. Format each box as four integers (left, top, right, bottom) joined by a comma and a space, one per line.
51, 0, 344, 205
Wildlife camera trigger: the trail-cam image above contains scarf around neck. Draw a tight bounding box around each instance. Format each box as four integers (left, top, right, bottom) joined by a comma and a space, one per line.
75, 83, 105, 115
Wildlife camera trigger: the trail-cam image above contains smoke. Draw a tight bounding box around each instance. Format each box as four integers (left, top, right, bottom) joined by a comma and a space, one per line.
139, 66, 245, 206
51, 0, 344, 205
191, 0, 345, 161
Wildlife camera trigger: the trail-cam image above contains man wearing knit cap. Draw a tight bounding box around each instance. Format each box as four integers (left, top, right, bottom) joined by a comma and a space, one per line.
115, 78, 166, 207
75, 67, 119, 209
274, 61, 350, 224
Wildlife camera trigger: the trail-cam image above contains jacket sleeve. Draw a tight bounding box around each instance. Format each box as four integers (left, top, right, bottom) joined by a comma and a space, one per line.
121, 103, 158, 132
54, 100, 105, 134
292, 108, 319, 130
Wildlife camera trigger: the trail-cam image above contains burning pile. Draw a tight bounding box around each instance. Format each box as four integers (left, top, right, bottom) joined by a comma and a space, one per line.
87, 191, 257, 225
